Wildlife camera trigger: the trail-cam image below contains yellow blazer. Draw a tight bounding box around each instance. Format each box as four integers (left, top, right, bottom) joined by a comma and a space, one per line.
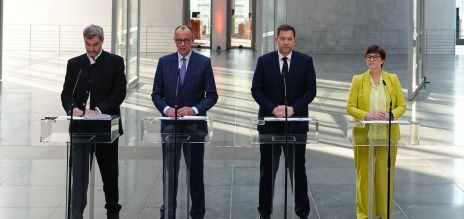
346, 70, 406, 145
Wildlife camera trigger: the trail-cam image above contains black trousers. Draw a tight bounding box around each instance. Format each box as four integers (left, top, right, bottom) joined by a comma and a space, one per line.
160, 122, 206, 219
258, 142, 310, 217
71, 139, 121, 218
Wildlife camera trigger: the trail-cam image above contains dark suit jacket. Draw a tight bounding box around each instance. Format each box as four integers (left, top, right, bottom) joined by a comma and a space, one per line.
251, 50, 317, 133
151, 51, 218, 117
61, 50, 127, 134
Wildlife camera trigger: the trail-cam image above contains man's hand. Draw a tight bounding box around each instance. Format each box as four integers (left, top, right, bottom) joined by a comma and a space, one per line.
165, 107, 176, 117
272, 105, 284, 117
365, 111, 389, 120
272, 105, 294, 118
71, 108, 84, 116
178, 107, 195, 116
286, 106, 294, 117
85, 109, 101, 116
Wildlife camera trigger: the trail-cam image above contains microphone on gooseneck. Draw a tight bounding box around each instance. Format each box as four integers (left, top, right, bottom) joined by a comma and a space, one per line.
72, 69, 82, 99
175, 68, 181, 109
70, 69, 82, 115
382, 80, 392, 114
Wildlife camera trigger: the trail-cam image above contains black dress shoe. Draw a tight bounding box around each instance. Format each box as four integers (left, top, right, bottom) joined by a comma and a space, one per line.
258, 215, 270, 219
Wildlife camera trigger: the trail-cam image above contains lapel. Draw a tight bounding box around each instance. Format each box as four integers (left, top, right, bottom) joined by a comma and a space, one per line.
362, 70, 371, 110
168, 52, 179, 82
269, 51, 280, 76
270, 52, 284, 91
288, 51, 298, 75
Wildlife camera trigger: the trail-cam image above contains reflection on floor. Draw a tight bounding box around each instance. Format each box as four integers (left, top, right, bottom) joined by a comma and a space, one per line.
1, 49, 464, 218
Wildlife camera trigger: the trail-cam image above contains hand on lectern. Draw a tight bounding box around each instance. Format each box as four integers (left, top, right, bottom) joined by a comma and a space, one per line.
178, 107, 195, 116
71, 108, 84, 117
365, 111, 389, 120
85, 109, 101, 116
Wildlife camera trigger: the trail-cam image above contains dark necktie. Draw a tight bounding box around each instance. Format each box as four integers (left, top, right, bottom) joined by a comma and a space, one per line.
180, 57, 187, 84
282, 57, 289, 76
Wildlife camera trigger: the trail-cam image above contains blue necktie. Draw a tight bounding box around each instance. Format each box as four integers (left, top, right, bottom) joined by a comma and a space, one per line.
180, 57, 187, 84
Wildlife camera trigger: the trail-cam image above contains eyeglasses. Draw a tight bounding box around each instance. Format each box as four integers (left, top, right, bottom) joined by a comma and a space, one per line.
175, 39, 192, 44
366, 55, 381, 61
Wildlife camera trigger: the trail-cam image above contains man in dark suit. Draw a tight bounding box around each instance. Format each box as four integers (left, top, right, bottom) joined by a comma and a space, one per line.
152, 25, 218, 219
251, 24, 317, 219
61, 24, 126, 219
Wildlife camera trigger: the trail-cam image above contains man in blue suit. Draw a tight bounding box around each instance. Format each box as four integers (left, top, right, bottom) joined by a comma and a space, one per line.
251, 24, 317, 219
152, 25, 218, 219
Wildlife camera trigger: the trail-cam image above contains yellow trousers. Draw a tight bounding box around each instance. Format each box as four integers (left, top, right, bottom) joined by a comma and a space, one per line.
354, 146, 397, 219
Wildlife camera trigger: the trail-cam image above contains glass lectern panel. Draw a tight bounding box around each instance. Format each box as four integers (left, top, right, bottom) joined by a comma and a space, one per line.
249, 117, 317, 218
141, 116, 212, 219
40, 115, 120, 143
346, 119, 420, 219
250, 117, 319, 145
40, 115, 120, 219
346, 120, 420, 147
141, 116, 213, 144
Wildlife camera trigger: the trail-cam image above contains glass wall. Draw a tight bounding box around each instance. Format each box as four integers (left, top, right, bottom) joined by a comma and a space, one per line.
113, 0, 140, 88
408, 0, 426, 100
257, 0, 275, 54
190, 0, 211, 48
230, 0, 252, 48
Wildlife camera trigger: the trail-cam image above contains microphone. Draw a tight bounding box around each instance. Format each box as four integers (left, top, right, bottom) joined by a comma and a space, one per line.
382, 80, 393, 117
282, 71, 288, 117
175, 68, 181, 113
72, 69, 82, 100
70, 69, 82, 115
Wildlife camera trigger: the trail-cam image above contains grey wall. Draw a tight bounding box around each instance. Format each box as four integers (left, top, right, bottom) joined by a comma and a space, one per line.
3, 0, 113, 52
286, 0, 408, 55
140, 0, 183, 27
4, 0, 112, 25
424, 0, 456, 54
140, 0, 183, 54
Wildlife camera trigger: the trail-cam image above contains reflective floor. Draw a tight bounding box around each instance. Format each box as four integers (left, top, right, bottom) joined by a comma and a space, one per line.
1, 48, 464, 218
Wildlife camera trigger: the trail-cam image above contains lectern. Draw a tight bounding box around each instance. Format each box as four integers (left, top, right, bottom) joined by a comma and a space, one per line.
346, 119, 419, 219
142, 116, 212, 219
41, 115, 120, 219
250, 117, 318, 218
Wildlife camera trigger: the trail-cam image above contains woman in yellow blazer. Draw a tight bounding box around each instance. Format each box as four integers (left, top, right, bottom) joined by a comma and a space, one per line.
346, 45, 406, 219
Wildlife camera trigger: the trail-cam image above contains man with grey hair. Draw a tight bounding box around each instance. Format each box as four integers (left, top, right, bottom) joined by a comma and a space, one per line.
152, 24, 218, 219
61, 24, 126, 219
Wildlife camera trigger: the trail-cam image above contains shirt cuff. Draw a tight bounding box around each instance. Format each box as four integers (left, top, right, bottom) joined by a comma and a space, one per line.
163, 106, 170, 115
192, 107, 199, 115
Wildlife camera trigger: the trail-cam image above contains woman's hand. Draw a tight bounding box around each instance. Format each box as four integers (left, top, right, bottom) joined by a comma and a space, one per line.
365, 111, 389, 120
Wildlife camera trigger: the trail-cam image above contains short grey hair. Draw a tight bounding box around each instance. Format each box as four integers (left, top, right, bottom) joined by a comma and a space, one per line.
83, 24, 104, 41
174, 25, 194, 38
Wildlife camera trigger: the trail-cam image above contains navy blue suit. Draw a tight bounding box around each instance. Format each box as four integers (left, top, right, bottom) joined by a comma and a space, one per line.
152, 51, 218, 219
251, 50, 316, 217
